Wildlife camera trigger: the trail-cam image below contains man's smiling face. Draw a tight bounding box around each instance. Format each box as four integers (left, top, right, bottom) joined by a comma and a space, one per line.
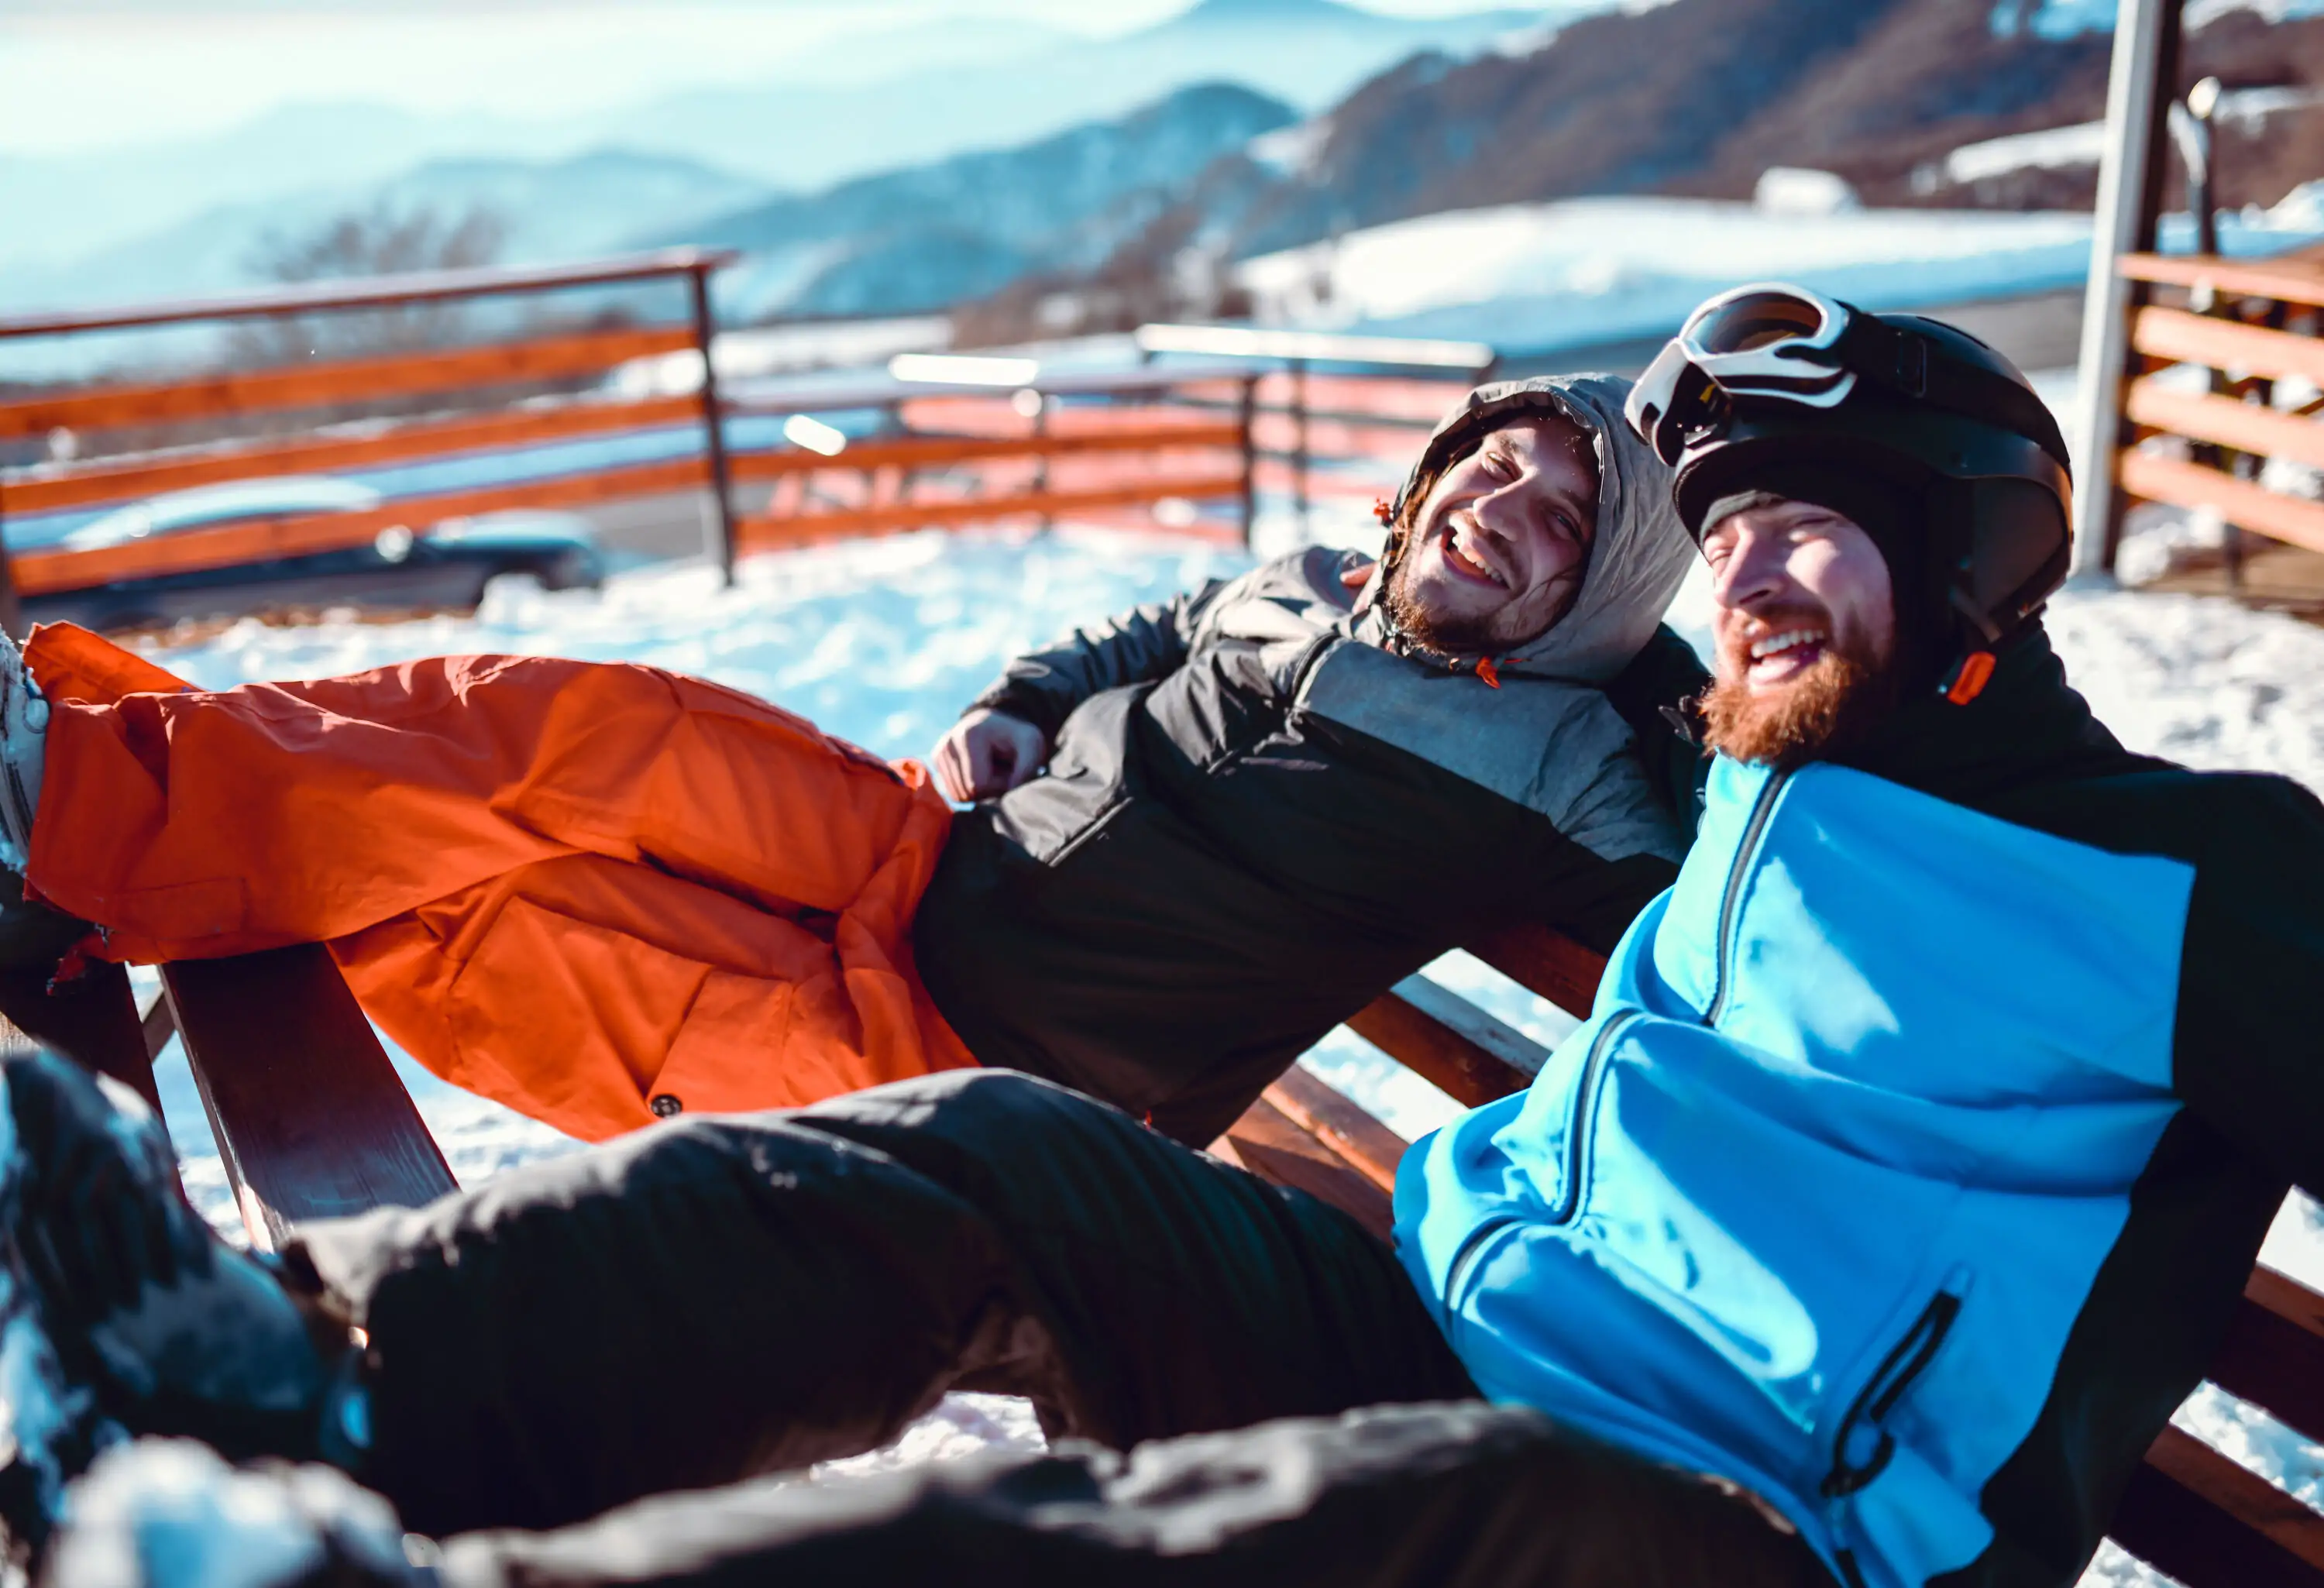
1386, 415, 1599, 656
1699, 497, 1900, 767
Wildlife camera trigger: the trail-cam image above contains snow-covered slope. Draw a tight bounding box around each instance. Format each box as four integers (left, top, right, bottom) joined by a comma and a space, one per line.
1233, 195, 2324, 356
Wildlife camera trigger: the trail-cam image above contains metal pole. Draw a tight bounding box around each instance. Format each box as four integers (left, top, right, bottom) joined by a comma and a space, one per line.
687, 266, 738, 586
0, 496, 20, 640
1031, 391, 1053, 536
1291, 357, 1310, 540
1237, 373, 1259, 550
2068, 0, 2185, 581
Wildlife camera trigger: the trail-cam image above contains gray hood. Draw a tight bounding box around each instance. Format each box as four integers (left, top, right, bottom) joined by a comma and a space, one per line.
1353, 373, 1693, 686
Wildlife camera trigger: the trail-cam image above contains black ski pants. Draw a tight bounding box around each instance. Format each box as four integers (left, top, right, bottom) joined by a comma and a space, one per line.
286, 1070, 1833, 1588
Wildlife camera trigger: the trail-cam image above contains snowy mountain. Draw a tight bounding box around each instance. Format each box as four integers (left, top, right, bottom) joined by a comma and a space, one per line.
0, 0, 1555, 297
586, 0, 1546, 194
968, 0, 2324, 342
651, 83, 1296, 321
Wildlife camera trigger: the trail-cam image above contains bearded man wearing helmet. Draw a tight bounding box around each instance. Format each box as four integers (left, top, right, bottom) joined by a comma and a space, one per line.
2, 288, 2318, 1588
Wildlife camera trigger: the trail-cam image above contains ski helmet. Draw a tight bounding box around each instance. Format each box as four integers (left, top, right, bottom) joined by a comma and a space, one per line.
1624, 283, 2073, 700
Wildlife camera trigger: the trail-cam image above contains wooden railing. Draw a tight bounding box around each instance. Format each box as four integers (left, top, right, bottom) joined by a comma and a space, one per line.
0, 252, 743, 625
0, 264, 1523, 634
2094, 250, 2324, 579
717, 363, 1260, 552
1136, 322, 1498, 538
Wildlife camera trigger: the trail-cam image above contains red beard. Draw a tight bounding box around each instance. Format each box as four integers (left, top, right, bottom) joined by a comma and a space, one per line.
1700, 610, 1899, 769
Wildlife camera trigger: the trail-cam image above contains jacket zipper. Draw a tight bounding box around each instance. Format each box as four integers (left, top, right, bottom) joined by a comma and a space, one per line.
1441, 1008, 1642, 1320
1546, 1009, 1638, 1224
1818, 1286, 1964, 1499
1705, 768, 1793, 1026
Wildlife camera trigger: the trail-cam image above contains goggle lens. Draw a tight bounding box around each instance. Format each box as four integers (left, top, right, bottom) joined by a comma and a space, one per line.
1684, 289, 1834, 358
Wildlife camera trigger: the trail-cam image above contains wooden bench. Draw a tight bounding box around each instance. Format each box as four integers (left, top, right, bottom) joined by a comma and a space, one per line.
2, 926, 2318, 1585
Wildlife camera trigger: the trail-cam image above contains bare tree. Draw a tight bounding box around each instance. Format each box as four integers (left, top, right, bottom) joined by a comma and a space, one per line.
228, 201, 507, 366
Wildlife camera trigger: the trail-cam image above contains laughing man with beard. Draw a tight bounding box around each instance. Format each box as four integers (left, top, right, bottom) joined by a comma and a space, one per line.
0, 375, 1695, 1150
5, 289, 2320, 1588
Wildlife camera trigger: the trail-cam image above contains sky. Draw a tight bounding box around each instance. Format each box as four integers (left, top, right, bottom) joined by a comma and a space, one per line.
0, 0, 1528, 157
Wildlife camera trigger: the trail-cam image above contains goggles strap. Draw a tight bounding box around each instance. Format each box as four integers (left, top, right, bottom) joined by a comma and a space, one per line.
1834, 318, 2065, 469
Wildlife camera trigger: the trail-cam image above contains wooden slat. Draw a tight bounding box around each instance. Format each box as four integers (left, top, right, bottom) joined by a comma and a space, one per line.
735, 476, 1250, 545
0, 961, 164, 1115
0, 247, 735, 341
1212, 1095, 1394, 1242
727, 423, 1243, 482
1262, 1066, 1408, 1194
0, 325, 696, 439
2207, 1267, 2324, 1449
2125, 381, 2324, 473
140, 988, 177, 1063
162, 945, 455, 1251
2131, 307, 2324, 387
2118, 449, 2324, 557
0, 395, 703, 517
1343, 977, 1536, 1110
12, 454, 710, 595
2111, 1425, 2324, 1588
1466, 921, 1607, 1020
2120, 252, 2324, 311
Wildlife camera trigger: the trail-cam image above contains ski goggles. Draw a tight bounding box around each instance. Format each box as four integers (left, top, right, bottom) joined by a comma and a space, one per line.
1625, 284, 1876, 466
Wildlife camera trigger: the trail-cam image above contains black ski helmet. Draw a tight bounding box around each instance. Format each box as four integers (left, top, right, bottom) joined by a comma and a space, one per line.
1625, 284, 2073, 699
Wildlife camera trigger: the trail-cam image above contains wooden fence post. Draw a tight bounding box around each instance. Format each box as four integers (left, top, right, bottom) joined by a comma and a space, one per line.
689, 264, 739, 587
1291, 357, 1311, 540
2069, 0, 2187, 579
1238, 374, 1259, 550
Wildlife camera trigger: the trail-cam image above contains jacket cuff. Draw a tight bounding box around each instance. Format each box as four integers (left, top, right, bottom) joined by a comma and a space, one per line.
968, 682, 1067, 743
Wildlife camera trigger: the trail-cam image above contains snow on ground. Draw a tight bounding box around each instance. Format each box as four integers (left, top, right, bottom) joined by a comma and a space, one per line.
129, 507, 2324, 1575
1233, 196, 2324, 358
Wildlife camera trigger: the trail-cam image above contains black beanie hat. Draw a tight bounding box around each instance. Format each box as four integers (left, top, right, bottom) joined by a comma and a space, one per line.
1701, 459, 1940, 676
1700, 460, 1923, 579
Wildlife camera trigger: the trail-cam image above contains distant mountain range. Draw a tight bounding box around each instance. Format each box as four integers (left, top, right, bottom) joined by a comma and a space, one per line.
15, 0, 2324, 369
0, 80, 1297, 332
652, 84, 1296, 321
0, 0, 1558, 293
0, 150, 768, 314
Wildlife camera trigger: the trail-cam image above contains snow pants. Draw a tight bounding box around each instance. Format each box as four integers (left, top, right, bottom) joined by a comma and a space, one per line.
18, 625, 973, 1143
284, 1070, 1834, 1588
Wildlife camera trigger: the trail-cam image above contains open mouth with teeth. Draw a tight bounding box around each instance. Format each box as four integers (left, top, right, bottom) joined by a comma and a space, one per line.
1437, 517, 1512, 591
1745, 625, 1829, 685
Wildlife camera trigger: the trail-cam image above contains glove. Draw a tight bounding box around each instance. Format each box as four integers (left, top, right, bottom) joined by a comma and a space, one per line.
2, 1050, 213, 1323
44, 1439, 426, 1588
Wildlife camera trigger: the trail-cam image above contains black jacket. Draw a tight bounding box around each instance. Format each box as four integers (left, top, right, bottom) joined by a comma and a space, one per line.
914, 552, 1706, 1144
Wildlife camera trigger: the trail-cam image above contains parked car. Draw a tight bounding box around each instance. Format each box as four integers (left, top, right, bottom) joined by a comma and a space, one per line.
28, 475, 605, 631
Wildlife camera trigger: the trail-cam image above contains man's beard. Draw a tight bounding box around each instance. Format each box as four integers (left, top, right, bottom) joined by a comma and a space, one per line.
1384, 548, 1500, 657
1700, 610, 1900, 770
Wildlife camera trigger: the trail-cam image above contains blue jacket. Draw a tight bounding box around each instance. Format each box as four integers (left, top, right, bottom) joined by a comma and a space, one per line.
1394, 641, 2324, 1588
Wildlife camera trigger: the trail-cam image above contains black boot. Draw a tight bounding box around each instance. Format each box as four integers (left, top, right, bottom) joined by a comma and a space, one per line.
0, 1071, 119, 1565
0, 1050, 346, 1553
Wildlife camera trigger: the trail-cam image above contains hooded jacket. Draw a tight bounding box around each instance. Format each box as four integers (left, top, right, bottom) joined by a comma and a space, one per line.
913, 375, 1701, 1144
1397, 624, 2324, 1588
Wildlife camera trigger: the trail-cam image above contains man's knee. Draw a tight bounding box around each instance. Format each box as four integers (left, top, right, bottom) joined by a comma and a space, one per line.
788, 1067, 1137, 1165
